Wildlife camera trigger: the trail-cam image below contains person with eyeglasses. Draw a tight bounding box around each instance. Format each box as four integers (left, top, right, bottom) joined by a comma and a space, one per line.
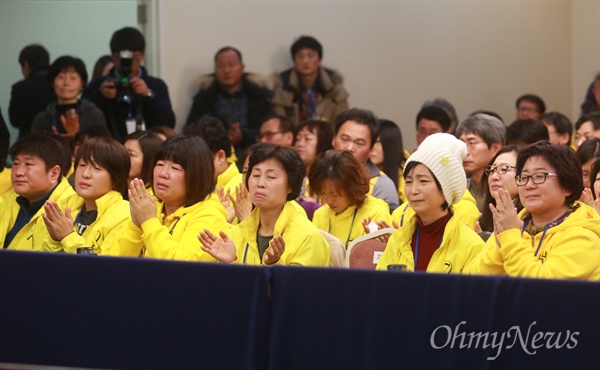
478, 146, 523, 233
466, 141, 600, 280
455, 113, 506, 214
256, 114, 295, 147
515, 94, 545, 120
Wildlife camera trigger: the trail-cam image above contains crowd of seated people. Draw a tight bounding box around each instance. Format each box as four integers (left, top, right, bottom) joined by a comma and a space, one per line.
1, 26, 599, 281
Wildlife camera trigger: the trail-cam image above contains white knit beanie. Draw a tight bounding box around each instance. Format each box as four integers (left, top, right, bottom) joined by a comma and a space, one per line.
404, 133, 467, 205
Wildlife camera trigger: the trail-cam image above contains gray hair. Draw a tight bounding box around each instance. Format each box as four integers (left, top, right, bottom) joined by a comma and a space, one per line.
455, 114, 506, 148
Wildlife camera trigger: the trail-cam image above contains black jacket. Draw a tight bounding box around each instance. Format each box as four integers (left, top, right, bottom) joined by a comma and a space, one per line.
83, 66, 175, 142
185, 74, 272, 149
8, 69, 56, 138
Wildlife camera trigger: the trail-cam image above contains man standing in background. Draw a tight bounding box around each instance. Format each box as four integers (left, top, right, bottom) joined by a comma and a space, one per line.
9, 44, 56, 139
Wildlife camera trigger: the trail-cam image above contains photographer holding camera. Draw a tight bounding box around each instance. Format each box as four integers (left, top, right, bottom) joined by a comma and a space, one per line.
84, 27, 175, 142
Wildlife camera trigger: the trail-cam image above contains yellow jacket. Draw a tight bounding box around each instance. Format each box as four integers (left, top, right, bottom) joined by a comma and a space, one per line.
313, 196, 391, 249
0, 168, 12, 198
465, 202, 600, 281
1, 177, 77, 251
112, 193, 230, 261
216, 161, 242, 194
42, 190, 130, 255
391, 188, 481, 230
376, 210, 484, 273
229, 201, 329, 266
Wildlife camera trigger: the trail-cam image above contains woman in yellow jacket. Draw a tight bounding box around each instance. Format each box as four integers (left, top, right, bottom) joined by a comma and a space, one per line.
465, 141, 600, 280
113, 135, 230, 261
198, 144, 329, 267
42, 137, 130, 254
309, 150, 391, 249
376, 133, 484, 273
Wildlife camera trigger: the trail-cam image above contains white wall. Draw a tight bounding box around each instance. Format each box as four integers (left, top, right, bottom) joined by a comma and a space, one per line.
571, 0, 600, 117
1, 1, 598, 151
0, 0, 137, 144
159, 0, 599, 150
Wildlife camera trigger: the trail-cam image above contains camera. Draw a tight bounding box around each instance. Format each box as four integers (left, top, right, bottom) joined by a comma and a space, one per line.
111, 50, 134, 107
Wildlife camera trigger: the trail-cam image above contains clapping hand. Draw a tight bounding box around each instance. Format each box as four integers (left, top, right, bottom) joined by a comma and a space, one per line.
198, 229, 237, 263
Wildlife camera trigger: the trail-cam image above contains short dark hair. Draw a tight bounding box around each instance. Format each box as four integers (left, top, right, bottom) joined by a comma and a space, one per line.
404, 161, 448, 211
590, 158, 600, 198
334, 108, 379, 148
416, 106, 451, 133
308, 150, 370, 207
291, 36, 323, 60
516, 94, 546, 114
152, 135, 215, 207
9, 133, 65, 173
123, 131, 164, 186
422, 98, 458, 132
183, 115, 231, 157
48, 55, 88, 87
542, 112, 573, 144
75, 137, 130, 194
214, 46, 242, 63
576, 138, 600, 166
18, 44, 50, 71
110, 27, 145, 53
506, 119, 549, 146
296, 119, 333, 157
245, 144, 305, 201
516, 141, 583, 206
259, 113, 296, 136
575, 112, 600, 131
72, 125, 112, 152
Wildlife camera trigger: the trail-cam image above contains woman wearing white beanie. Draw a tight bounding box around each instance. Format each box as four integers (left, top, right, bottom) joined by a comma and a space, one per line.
376, 134, 484, 273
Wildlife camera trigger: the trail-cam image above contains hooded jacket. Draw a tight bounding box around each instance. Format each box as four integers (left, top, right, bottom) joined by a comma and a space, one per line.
376, 209, 484, 273
111, 193, 229, 261
229, 201, 329, 266
465, 202, 600, 280
272, 66, 349, 126
42, 190, 129, 254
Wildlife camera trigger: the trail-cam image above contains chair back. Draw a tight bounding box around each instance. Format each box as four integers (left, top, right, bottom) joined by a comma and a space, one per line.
346, 228, 395, 269
319, 230, 346, 268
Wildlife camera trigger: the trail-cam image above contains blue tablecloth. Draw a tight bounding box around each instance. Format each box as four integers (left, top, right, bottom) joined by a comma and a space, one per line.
0, 250, 270, 370
268, 266, 599, 370
1, 251, 598, 369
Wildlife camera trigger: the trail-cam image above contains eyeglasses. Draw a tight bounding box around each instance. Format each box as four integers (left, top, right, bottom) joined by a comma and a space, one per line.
257, 131, 282, 141
517, 107, 539, 114
515, 172, 558, 186
485, 164, 516, 176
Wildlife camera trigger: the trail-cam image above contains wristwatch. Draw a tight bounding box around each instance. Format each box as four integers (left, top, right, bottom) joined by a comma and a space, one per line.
146, 89, 154, 99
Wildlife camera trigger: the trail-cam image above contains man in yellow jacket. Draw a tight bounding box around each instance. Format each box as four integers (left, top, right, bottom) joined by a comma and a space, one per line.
1, 134, 76, 251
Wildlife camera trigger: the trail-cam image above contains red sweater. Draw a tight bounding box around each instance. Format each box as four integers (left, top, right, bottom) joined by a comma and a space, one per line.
411, 212, 452, 271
